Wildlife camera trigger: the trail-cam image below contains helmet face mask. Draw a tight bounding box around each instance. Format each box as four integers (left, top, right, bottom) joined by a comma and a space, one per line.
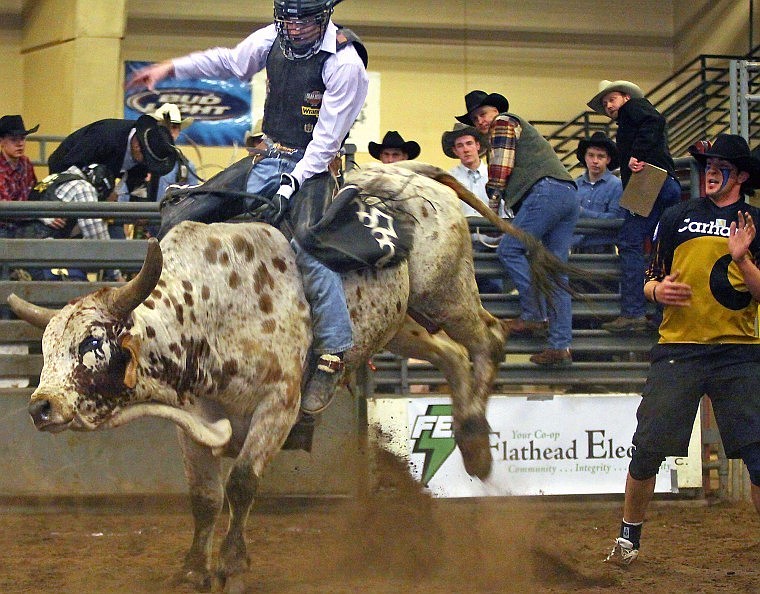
274, 0, 334, 60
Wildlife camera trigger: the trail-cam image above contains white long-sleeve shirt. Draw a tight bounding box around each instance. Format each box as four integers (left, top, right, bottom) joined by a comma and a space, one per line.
172, 22, 369, 186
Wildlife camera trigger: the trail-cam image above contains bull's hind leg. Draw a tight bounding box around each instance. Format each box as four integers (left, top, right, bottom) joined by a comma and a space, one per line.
386, 316, 472, 409
176, 431, 224, 592
406, 295, 507, 480
217, 392, 300, 592
385, 314, 501, 479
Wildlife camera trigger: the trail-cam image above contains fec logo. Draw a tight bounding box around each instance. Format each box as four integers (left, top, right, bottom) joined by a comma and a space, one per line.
410, 404, 456, 485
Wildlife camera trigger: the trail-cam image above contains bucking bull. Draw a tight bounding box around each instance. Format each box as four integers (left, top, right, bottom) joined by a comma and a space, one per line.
9, 162, 570, 591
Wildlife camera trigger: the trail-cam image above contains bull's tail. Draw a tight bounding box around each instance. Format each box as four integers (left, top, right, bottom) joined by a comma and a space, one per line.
395, 161, 582, 305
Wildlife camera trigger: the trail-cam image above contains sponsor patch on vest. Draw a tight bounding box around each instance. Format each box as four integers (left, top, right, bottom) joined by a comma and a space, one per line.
304, 123, 314, 134
301, 106, 320, 117
304, 91, 323, 106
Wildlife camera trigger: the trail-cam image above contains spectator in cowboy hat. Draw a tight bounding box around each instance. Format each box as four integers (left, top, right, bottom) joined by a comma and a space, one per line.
587, 79, 681, 334
605, 133, 760, 567
441, 121, 504, 293
368, 130, 420, 163
572, 131, 624, 254
0, 115, 40, 236
456, 89, 579, 367
151, 102, 194, 140
48, 114, 177, 199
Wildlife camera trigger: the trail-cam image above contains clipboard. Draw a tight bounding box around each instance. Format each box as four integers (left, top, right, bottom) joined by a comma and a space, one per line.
619, 163, 668, 217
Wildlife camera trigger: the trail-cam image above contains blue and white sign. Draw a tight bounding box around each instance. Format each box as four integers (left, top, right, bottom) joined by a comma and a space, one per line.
124, 60, 252, 147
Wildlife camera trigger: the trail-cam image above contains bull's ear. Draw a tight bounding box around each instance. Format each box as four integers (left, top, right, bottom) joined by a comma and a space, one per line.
119, 333, 142, 390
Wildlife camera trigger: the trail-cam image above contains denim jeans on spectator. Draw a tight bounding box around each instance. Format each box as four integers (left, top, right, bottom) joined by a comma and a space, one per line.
245, 158, 353, 355
472, 240, 503, 294
617, 175, 681, 318
497, 178, 580, 350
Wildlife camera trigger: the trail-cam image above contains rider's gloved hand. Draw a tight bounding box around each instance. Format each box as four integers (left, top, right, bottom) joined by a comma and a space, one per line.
266, 173, 298, 226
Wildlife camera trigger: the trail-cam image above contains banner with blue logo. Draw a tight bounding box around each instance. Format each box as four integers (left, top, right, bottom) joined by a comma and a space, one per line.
124, 61, 252, 147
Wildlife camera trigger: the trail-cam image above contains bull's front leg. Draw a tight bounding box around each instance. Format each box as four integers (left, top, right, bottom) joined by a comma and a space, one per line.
176, 430, 224, 592
217, 392, 299, 593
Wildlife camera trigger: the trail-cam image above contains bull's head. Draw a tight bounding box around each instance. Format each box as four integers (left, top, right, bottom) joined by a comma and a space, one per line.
9, 239, 163, 433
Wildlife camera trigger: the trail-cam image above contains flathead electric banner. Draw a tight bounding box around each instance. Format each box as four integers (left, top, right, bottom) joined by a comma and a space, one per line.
124, 61, 252, 146
367, 394, 702, 497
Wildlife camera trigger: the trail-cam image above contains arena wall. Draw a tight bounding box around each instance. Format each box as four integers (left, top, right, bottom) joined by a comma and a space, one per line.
2, 1, 757, 175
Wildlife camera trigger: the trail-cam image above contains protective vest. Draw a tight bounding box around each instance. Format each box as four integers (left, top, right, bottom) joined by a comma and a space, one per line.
263, 27, 367, 150
500, 113, 574, 210
28, 172, 85, 202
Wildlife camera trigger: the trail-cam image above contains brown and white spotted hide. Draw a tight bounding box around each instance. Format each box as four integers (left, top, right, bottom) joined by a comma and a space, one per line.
28, 222, 311, 452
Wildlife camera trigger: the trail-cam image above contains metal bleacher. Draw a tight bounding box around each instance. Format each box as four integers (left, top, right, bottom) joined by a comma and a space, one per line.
0, 215, 649, 399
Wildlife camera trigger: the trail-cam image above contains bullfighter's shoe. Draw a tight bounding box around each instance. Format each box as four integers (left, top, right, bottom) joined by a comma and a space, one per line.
604, 537, 639, 566
300, 353, 345, 415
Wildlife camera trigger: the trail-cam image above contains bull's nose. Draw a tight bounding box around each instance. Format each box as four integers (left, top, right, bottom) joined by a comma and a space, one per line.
29, 399, 53, 427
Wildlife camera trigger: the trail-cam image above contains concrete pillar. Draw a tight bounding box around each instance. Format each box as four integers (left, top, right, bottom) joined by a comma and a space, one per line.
21, 0, 127, 139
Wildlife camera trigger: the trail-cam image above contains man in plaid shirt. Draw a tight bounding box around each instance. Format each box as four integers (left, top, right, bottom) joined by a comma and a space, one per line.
21, 164, 113, 241
0, 115, 39, 237
456, 90, 579, 367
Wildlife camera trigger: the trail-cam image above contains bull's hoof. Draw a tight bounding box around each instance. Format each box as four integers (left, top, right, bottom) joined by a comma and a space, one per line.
171, 568, 212, 592
219, 572, 249, 594
455, 415, 493, 480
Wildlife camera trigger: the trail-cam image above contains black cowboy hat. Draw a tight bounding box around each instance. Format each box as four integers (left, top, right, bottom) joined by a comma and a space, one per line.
576, 131, 619, 171
441, 122, 489, 159
368, 131, 421, 160
689, 134, 760, 188
134, 114, 177, 176
0, 114, 39, 137
455, 90, 510, 126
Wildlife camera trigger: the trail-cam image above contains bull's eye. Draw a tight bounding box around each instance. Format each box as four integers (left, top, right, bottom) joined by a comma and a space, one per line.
78, 336, 105, 360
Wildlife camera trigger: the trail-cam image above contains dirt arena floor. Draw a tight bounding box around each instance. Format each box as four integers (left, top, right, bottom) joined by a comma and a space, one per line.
0, 451, 757, 594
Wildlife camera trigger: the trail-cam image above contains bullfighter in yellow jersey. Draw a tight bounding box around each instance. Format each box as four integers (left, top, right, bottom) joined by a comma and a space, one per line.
606, 134, 760, 566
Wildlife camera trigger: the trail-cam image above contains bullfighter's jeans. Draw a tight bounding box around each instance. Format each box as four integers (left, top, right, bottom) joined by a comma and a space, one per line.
246, 158, 353, 355
497, 178, 580, 350
616, 175, 681, 318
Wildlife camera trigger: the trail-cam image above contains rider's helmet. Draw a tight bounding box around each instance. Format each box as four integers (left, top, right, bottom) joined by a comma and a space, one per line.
273, 0, 335, 61
82, 163, 116, 201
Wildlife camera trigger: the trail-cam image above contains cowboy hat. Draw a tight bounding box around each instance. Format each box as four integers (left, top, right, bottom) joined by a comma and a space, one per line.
689, 133, 760, 188
368, 131, 421, 160
455, 90, 510, 126
151, 103, 194, 131
576, 131, 619, 171
586, 80, 644, 115
441, 122, 489, 159
0, 114, 39, 137
134, 114, 177, 176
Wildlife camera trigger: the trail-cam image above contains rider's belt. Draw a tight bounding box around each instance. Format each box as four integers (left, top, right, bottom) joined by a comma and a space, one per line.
272, 142, 300, 155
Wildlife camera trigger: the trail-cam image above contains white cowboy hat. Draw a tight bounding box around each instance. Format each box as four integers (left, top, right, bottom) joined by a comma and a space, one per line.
587, 80, 644, 115
151, 103, 194, 131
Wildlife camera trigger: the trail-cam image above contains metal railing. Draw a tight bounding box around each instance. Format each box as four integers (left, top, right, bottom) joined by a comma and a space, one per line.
546, 47, 760, 173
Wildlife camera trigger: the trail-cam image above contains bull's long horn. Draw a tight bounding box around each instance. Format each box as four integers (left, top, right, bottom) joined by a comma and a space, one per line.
7, 293, 58, 329
105, 238, 163, 318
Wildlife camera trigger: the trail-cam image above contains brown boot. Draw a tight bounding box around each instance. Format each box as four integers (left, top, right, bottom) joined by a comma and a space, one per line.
300, 354, 345, 414
600, 316, 648, 334
529, 348, 572, 367
504, 318, 549, 338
